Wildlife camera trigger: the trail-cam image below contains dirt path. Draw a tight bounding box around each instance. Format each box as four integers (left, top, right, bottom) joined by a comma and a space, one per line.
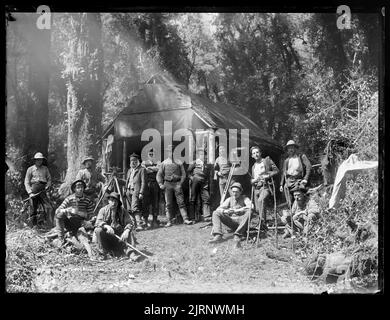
33, 223, 326, 293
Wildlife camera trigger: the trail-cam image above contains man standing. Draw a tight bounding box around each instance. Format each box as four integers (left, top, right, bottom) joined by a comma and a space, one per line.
209, 182, 253, 249
94, 192, 139, 260
280, 140, 312, 206
156, 144, 193, 227
24, 152, 52, 226
141, 149, 161, 228
187, 147, 212, 222
125, 153, 147, 231
55, 179, 95, 243
250, 146, 279, 229
76, 156, 106, 201
281, 186, 320, 238
214, 145, 231, 199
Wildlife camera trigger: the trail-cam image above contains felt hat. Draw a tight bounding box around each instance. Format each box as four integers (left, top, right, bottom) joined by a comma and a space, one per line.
82, 156, 95, 165
107, 191, 122, 206
230, 182, 243, 192
129, 153, 140, 160
285, 140, 299, 149
33, 152, 46, 160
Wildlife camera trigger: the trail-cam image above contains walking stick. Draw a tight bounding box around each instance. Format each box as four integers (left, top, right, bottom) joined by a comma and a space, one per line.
113, 234, 151, 259
246, 186, 254, 244
283, 172, 294, 252
271, 177, 278, 249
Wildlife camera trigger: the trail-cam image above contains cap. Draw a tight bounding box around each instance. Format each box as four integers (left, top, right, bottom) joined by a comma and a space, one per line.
71, 179, 87, 192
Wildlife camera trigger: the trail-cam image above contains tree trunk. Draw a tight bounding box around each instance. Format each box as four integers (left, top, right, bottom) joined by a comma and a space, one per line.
60, 13, 103, 197
20, 13, 51, 173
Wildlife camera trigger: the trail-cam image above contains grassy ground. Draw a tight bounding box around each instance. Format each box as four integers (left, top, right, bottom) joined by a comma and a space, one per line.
6, 216, 332, 293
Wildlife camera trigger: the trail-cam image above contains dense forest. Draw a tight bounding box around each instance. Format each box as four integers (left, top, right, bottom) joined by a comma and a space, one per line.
5, 11, 381, 293
6, 12, 379, 178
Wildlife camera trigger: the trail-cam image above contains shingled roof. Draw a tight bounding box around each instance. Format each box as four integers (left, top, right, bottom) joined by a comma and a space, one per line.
102, 74, 282, 152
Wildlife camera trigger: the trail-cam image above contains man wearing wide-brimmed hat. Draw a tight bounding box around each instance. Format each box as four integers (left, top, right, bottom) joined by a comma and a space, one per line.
156, 144, 193, 227
55, 179, 95, 242
281, 185, 319, 239
94, 192, 139, 260
125, 153, 148, 231
209, 182, 253, 249
187, 146, 213, 222
76, 156, 106, 201
280, 140, 312, 205
24, 152, 52, 226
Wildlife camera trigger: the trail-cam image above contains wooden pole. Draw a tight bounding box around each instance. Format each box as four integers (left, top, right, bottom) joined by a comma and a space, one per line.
122, 139, 127, 175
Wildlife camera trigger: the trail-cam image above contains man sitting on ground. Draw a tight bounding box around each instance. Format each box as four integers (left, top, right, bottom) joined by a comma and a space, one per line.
281, 186, 320, 238
94, 192, 139, 260
209, 182, 253, 249
54, 179, 95, 257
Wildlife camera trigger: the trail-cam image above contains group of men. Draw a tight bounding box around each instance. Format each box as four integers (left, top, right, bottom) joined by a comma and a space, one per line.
208, 140, 319, 248
23, 138, 320, 259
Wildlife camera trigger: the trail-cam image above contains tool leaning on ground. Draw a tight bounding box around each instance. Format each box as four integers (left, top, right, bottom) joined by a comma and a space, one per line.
283, 170, 294, 252
113, 234, 152, 259
271, 177, 278, 249
200, 162, 236, 230
246, 186, 254, 244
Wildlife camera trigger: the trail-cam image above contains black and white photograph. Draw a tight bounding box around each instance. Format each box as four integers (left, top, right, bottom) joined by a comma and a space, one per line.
4, 4, 383, 296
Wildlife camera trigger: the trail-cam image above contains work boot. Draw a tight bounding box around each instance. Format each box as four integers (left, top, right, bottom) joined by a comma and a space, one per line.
233, 235, 242, 249
209, 234, 223, 243
151, 217, 160, 228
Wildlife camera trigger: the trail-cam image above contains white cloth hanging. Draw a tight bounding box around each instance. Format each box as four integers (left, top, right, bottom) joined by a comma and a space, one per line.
328, 154, 378, 209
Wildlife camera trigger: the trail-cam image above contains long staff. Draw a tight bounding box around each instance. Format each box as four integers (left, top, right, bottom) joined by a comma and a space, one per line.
93, 173, 115, 214
283, 171, 294, 252
113, 234, 151, 259
271, 177, 278, 249
220, 162, 236, 205
246, 186, 254, 244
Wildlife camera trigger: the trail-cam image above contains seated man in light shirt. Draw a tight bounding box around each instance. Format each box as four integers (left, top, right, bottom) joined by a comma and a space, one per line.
208, 182, 253, 249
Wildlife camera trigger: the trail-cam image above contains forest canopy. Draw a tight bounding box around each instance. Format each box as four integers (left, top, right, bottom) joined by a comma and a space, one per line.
6, 12, 379, 179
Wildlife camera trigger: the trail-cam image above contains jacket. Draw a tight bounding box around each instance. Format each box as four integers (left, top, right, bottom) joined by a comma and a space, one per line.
156, 158, 186, 185
95, 204, 134, 231
125, 165, 147, 195
251, 156, 279, 189
187, 159, 213, 181
280, 154, 312, 187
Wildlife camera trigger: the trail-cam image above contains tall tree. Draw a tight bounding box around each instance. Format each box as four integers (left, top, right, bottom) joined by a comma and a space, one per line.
25, 13, 51, 163
59, 13, 104, 196
6, 13, 51, 172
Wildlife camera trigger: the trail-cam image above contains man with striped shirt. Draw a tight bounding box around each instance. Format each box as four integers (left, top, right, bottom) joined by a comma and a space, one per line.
55, 179, 95, 242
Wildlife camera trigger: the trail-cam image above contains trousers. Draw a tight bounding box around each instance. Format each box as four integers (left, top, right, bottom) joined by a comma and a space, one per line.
211, 209, 252, 237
